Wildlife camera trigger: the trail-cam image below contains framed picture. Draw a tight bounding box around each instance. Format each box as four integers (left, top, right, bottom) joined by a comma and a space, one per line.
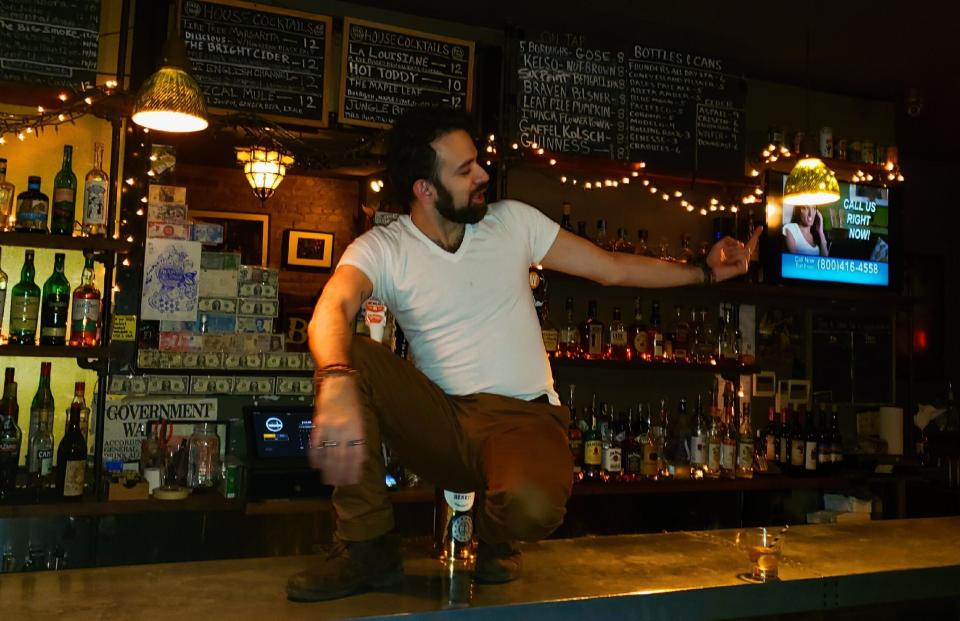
190, 210, 270, 267
283, 229, 335, 271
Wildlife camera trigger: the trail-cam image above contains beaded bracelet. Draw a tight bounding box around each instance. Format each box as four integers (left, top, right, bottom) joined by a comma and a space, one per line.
313, 363, 359, 385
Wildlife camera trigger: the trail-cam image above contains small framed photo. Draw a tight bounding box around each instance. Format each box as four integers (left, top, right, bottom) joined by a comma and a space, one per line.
190, 210, 270, 267
752, 371, 777, 397
283, 229, 334, 271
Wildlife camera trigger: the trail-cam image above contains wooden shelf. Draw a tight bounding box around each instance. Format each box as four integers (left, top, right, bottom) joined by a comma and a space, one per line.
0, 493, 245, 518
570, 474, 847, 496
0, 231, 133, 253
0, 345, 108, 359
551, 357, 759, 377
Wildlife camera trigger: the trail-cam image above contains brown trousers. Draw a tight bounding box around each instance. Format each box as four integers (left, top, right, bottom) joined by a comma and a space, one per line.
332, 336, 573, 544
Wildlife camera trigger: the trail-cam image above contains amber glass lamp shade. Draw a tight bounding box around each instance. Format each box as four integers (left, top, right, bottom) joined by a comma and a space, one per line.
783, 157, 840, 206
235, 145, 295, 202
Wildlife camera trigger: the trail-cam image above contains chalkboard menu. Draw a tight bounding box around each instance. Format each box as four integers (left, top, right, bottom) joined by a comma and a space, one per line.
181, 0, 332, 127
514, 32, 746, 178
339, 17, 474, 129
0, 0, 99, 88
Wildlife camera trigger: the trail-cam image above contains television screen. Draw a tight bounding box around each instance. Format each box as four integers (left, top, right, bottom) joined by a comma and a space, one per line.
250, 407, 313, 459
765, 171, 891, 287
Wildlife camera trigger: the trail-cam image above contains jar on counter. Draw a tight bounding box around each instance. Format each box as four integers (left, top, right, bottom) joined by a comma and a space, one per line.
187, 423, 221, 489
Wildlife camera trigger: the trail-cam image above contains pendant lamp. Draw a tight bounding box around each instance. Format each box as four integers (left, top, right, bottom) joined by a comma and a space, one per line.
783, 157, 840, 206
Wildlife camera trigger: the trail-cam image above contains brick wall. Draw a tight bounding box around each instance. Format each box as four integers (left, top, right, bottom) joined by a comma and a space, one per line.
173, 164, 361, 299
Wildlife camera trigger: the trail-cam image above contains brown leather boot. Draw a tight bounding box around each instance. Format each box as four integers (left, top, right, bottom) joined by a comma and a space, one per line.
286, 533, 404, 602
476, 539, 522, 584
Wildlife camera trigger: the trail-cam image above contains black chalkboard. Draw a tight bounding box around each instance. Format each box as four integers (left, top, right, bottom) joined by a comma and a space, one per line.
339, 17, 474, 129
0, 0, 99, 88
514, 32, 746, 179
181, 0, 332, 127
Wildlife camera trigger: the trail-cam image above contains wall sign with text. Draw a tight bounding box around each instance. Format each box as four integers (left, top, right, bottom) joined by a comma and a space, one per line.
181, 0, 332, 127
339, 17, 474, 129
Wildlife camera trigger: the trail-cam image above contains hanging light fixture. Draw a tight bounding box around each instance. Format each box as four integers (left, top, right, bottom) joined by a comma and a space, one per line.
783, 157, 840, 206
235, 142, 294, 204
131, 3, 208, 133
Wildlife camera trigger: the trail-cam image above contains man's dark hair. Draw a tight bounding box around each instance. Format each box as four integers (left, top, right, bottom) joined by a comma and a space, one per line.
386, 106, 475, 208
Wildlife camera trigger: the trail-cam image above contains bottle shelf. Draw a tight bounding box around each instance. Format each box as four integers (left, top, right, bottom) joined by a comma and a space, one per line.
0, 344, 108, 359
0, 493, 245, 518
551, 357, 759, 377
0, 231, 132, 253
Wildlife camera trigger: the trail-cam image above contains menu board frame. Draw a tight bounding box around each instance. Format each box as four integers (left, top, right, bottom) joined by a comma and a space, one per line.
338, 16, 475, 130
180, 0, 333, 128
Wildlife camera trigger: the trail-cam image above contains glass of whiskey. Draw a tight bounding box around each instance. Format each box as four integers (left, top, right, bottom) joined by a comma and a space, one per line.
736, 527, 784, 582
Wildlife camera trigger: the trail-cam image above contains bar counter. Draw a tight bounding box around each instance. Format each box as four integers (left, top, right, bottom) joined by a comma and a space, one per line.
2, 517, 959, 620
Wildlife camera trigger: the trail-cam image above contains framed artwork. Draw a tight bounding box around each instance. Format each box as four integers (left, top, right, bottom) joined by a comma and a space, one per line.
282, 229, 335, 271
190, 210, 270, 267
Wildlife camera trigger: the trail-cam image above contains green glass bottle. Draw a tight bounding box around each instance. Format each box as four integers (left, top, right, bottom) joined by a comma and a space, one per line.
40, 253, 70, 346
51, 145, 76, 236
8, 250, 41, 345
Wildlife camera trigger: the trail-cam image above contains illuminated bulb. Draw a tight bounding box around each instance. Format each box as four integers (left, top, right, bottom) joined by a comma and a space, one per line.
143, 128, 149, 133
369, 180, 382, 192
571, 179, 578, 185
549, 159, 557, 165
750, 169, 760, 177
888, 173, 895, 181
730, 206, 738, 213
754, 188, 763, 195
58, 114, 65, 122
584, 182, 593, 189
762, 150, 770, 158
885, 162, 895, 171
621, 177, 630, 184
84, 97, 93, 105
537, 148, 545, 155
686, 205, 694, 212
897, 174, 904, 181
709, 205, 717, 212
612, 181, 618, 187
662, 193, 669, 201
674, 190, 682, 197
767, 143, 776, 151
719, 205, 726, 211
511, 143, 518, 150
710, 198, 719, 205
140, 196, 148, 203
25, 127, 32, 134
680, 200, 688, 207
136, 208, 144, 216
604, 180, 612, 187
122, 258, 131, 267
560, 176, 568, 183
486, 160, 491, 166
125, 235, 134, 243
58, 93, 68, 102
17, 133, 25, 141
488, 134, 495, 142
866, 174, 873, 181
770, 155, 778, 162
531, 142, 539, 149
37, 106, 44, 113
699, 208, 708, 216
125, 177, 135, 185
146, 170, 155, 177
0, 137, 5, 145
649, 187, 657, 194
642, 179, 650, 186
780, 146, 790, 155
631, 171, 639, 177
485, 145, 493, 153
106, 80, 118, 88
639, 162, 646, 168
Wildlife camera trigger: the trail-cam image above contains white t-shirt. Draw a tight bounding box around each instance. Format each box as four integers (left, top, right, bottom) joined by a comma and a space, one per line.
338, 200, 561, 405
783, 222, 820, 255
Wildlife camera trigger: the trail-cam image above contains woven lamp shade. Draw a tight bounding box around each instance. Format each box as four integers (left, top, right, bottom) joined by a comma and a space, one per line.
783, 157, 840, 206
132, 66, 208, 133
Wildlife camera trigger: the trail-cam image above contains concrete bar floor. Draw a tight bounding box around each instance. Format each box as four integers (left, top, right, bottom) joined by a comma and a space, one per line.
1, 517, 959, 620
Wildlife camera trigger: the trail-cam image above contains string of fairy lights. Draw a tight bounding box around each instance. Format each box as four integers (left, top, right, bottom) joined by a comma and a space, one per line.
0, 81, 120, 144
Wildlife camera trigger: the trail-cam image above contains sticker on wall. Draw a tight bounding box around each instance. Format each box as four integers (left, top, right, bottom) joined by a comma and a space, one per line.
141, 239, 202, 321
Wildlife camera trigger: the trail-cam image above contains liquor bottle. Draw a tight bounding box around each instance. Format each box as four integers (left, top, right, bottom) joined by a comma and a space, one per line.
628, 297, 649, 361
622, 408, 642, 481
557, 297, 580, 359
594, 219, 611, 250
28, 362, 53, 456
705, 403, 722, 479
50, 145, 77, 235
699, 308, 716, 364
613, 228, 634, 254
791, 407, 806, 472
817, 404, 831, 471
529, 265, 547, 309
576, 221, 588, 239
688, 308, 703, 363
778, 408, 791, 468
635, 229, 653, 256
604, 307, 630, 361
601, 409, 622, 482
670, 399, 691, 479
737, 403, 754, 478
719, 304, 738, 361
675, 233, 695, 263
538, 302, 559, 357
0, 158, 15, 230
0, 247, 7, 341
719, 386, 737, 479
435, 489, 476, 608
82, 142, 108, 236
8, 250, 42, 345
689, 393, 708, 475
14, 176, 49, 233
804, 405, 819, 473
662, 305, 675, 362
648, 301, 664, 361
829, 405, 843, 469
672, 305, 690, 362
560, 202, 573, 231
67, 382, 90, 441
566, 385, 583, 481
0, 378, 21, 500
0, 368, 15, 416
639, 403, 658, 479
582, 410, 602, 480
579, 300, 605, 360
39, 253, 70, 346
56, 384, 87, 500
27, 407, 54, 492
764, 406, 777, 463
651, 399, 669, 478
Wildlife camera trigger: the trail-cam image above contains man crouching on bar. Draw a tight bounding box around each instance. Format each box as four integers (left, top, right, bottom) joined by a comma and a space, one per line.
287, 106, 760, 602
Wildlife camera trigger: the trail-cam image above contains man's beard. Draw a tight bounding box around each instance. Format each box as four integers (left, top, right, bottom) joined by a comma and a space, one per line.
433, 179, 488, 224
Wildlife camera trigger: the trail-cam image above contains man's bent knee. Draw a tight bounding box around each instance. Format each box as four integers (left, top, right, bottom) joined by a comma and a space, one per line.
499, 482, 567, 542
